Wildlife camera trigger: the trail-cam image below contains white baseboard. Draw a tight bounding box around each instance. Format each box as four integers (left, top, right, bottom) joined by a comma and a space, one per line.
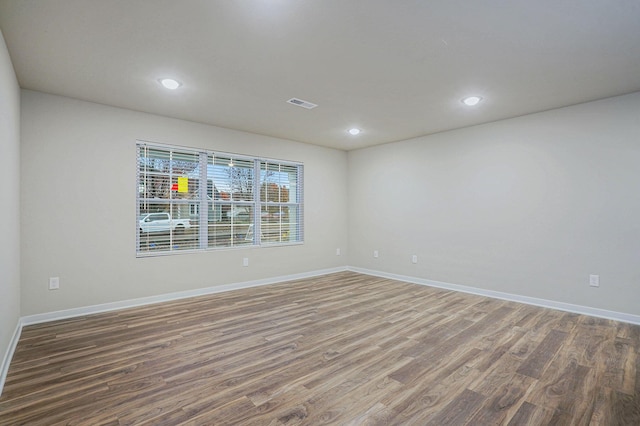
4, 264, 640, 398
18, 264, 640, 328
21, 266, 348, 326
348, 266, 640, 325
0, 320, 22, 397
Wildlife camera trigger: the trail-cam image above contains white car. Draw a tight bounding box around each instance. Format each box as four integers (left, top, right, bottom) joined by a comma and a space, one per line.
139, 212, 191, 233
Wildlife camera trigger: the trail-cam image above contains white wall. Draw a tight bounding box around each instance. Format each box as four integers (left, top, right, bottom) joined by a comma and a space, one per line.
20, 91, 348, 316
17, 87, 640, 319
0, 29, 20, 368
348, 92, 640, 316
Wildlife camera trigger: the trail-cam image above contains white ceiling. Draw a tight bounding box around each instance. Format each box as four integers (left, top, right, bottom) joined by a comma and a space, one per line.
1, 0, 639, 151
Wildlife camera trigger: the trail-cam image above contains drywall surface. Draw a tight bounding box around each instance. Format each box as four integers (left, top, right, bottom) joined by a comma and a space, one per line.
21, 91, 348, 315
0, 29, 20, 367
348, 92, 640, 315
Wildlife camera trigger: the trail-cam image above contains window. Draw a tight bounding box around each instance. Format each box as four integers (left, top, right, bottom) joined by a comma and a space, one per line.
137, 141, 303, 255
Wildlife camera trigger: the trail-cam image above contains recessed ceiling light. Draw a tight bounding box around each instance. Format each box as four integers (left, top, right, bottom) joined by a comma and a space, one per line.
462, 96, 482, 106
160, 78, 181, 90
348, 128, 361, 136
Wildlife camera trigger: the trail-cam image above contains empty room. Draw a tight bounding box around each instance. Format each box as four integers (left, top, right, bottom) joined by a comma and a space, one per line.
1, 1, 639, 424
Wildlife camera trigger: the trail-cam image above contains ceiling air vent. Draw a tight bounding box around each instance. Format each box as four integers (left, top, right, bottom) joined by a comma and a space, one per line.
287, 98, 318, 109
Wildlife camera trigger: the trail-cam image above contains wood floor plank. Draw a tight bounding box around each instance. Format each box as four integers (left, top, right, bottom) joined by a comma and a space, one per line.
516, 329, 568, 379
1, 271, 638, 424
507, 401, 555, 425
467, 372, 533, 425
385, 346, 484, 421
424, 388, 485, 425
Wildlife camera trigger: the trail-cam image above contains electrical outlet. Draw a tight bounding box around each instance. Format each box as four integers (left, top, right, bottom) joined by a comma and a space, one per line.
412, 255, 418, 264
243, 258, 249, 267
589, 274, 599, 287
336, 248, 341, 256
49, 277, 60, 290
373, 250, 379, 258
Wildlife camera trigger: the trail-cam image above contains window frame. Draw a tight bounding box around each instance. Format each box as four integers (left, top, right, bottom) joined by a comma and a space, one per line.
136, 140, 304, 256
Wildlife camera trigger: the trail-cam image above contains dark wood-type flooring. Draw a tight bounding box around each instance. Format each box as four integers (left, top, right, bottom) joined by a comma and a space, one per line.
1, 271, 639, 425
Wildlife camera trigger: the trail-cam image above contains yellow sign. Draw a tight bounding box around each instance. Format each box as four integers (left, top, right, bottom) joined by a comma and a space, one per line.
178, 177, 188, 193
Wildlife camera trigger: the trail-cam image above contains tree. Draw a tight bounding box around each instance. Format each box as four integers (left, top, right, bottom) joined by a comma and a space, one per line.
228, 166, 254, 201
260, 182, 289, 203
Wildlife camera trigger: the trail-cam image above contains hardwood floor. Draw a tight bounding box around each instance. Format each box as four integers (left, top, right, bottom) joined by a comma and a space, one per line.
1, 271, 639, 425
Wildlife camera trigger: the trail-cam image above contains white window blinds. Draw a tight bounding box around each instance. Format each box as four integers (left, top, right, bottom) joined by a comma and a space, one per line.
137, 141, 303, 255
